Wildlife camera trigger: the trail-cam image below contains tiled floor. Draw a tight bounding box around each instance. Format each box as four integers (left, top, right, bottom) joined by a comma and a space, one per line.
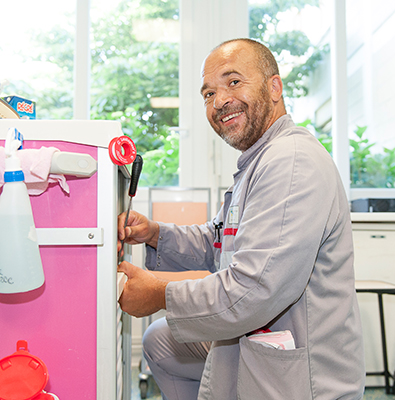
131, 368, 394, 400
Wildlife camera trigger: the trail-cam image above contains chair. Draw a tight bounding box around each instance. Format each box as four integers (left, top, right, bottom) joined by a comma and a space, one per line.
355, 280, 395, 394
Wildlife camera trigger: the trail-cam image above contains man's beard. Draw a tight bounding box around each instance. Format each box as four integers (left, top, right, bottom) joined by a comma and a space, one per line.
211, 86, 273, 152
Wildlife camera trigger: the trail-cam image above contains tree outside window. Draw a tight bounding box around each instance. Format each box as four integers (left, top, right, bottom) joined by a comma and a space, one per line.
6, 0, 373, 188
90, 0, 180, 187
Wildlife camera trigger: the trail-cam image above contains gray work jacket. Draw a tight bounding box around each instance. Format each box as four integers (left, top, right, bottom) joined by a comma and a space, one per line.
146, 115, 365, 399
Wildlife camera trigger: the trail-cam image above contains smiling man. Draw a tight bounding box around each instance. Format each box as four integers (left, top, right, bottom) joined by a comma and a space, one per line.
201, 39, 285, 151
118, 39, 365, 400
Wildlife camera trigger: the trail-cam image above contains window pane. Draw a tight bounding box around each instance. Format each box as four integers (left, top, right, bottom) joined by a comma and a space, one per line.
347, 0, 395, 188
0, 1, 75, 119
248, 0, 395, 190
91, 0, 180, 187
249, 0, 330, 114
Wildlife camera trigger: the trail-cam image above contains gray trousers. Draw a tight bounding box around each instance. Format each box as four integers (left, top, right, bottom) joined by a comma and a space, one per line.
142, 317, 211, 400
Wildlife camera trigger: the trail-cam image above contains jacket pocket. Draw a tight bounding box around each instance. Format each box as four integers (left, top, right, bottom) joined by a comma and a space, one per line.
237, 335, 312, 400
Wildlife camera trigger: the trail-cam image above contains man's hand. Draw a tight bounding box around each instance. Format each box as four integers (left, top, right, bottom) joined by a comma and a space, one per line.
118, 261, 168, 318
118, 210, 160, 254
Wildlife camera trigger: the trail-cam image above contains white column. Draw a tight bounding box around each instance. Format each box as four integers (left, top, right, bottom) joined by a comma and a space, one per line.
179, 0, 249, 191
74, 0, 91, 120
331, 0, 350, 199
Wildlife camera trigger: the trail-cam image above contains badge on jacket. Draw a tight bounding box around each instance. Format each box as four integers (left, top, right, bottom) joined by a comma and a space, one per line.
228, 205, 239, 225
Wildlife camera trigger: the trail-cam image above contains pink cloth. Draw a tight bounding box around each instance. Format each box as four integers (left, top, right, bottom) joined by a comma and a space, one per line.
0, 147, 69, 195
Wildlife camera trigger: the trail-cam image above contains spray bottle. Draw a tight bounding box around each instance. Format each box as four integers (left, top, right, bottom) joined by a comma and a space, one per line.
0, 128, 45, 293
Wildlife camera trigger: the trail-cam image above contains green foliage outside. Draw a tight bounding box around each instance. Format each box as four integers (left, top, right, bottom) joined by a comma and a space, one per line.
249, 0, 329, 98
5, 19, 75, 120
299, 120, 395, 188
89, 0, 180, 186
9, 0, 327, 186
9, 1, 393, 189
93, 0, 327, 186
349, 126, 395, 188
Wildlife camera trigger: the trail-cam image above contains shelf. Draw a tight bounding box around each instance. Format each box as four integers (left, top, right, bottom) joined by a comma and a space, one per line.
351, 212, 395, 223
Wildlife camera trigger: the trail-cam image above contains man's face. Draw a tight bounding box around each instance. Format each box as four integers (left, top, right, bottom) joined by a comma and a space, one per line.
201, 42, 275, 152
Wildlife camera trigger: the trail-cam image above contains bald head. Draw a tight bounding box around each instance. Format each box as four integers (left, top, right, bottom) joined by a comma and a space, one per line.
212, 38, 280, 82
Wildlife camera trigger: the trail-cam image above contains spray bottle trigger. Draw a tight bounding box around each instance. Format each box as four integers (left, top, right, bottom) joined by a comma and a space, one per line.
5, 127, 24, 156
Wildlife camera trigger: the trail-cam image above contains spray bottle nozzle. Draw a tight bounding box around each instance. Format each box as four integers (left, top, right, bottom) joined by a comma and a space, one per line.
5, 127, 23, 157
4, 128, 25, 181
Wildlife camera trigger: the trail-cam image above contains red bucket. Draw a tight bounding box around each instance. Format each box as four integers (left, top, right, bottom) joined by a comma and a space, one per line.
0, 340, 57, 400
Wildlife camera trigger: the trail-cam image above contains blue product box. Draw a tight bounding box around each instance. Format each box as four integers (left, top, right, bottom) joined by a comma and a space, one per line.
2, 95, 36, 119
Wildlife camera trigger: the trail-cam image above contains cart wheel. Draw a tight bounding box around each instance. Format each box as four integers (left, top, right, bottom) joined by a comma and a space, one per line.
139, 379, 148, 399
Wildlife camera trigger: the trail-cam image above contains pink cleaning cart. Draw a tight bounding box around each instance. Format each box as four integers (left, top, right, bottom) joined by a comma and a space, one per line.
0, 119, 132, 400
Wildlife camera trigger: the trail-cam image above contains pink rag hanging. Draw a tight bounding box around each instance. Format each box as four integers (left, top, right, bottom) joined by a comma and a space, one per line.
0, 147, 70, 195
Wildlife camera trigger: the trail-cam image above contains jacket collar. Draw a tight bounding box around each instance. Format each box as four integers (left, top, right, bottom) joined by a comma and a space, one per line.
236, 114, 295, 172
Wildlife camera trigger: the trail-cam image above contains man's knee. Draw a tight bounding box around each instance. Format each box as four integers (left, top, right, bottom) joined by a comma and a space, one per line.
142, 317, 172, 361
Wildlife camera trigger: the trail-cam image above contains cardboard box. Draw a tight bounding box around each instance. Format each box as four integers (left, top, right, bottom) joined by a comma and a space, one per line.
2, 95, 36, 119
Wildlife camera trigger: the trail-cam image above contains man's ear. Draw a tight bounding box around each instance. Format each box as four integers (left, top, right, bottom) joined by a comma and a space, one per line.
268, 75, 283, 103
